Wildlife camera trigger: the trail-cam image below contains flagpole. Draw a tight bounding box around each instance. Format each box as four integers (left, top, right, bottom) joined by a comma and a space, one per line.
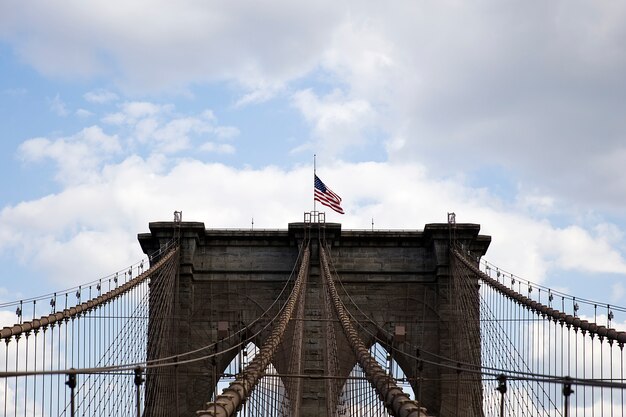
313, 154, 317, 213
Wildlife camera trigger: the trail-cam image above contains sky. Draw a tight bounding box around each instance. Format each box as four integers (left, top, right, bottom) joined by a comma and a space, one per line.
1, 1, 626, 314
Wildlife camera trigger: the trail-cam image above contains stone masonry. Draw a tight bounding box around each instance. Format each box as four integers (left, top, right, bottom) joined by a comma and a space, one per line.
138, 220, 490, 417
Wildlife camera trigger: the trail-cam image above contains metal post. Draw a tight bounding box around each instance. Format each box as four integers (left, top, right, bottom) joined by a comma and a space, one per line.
135, 366, 145, 417
416, 349, 423, 404
496, 374, 507, 417
313, 154, 316, 213
66, 371, 76, 417
563, 377, 574, 417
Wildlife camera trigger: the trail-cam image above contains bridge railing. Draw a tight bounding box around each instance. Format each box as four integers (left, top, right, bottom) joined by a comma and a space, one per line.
0, 238, 177, 332
481, 258, 626, 331
0, 242, 179, 417
452, 247, 626, 417
454, 248, 626, 347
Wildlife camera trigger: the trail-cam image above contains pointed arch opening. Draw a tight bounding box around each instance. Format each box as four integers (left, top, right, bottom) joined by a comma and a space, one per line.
215, 342, 290, 416
335, 342, 415, 415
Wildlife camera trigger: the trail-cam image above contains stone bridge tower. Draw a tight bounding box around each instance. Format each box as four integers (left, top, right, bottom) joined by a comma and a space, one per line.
139, 220, 490, 417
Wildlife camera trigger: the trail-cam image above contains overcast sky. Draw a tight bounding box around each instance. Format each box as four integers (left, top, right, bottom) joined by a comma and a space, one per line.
1, 1, 626, 309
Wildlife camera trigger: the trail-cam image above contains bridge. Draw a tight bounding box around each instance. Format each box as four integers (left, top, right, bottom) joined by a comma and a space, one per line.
1, 214, 625, 416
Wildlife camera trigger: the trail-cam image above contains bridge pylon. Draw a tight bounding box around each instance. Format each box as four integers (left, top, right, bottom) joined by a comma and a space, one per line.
139, 220, 490, 416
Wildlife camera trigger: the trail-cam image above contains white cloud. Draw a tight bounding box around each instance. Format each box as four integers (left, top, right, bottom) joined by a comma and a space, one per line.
3, 1, 626, 213
18, 126, 121, 185
102, 101, 170, 125
152, 117, 211, 153
84, 89, 119, 104
321, 14, 398, 103
234, 84, 283, 107
0, 0, 342, 91
0, 309, 16, 332
101, 101, 239, 154
1, 1, 626, 321
48, 93, 68, 116
199, 142, 235, 154
329, 2, 626, 212
76, 108, 94, 118
101, 111, 126, 125
33, 229, 138, 287
122, 101, 167, 120
214, 126, 240, 140
0, 159, 309, 286
540, 225, 626, 274
133, 117, 159, 142
3, 157, 626, 291
514, 185, 556, 215
291, 88, 375, 156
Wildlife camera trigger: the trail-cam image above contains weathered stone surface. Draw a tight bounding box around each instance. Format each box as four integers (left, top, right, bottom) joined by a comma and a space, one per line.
139, 221, 490, 417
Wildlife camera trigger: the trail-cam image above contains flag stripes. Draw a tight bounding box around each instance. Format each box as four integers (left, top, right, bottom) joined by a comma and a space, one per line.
314, 175, 344, 214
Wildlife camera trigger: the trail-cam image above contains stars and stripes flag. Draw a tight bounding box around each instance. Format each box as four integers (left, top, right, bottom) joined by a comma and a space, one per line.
314, 175, 344, 214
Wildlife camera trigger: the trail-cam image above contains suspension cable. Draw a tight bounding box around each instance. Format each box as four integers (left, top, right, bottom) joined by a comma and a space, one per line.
320, 242, 432, 417
196, 243, 310, 417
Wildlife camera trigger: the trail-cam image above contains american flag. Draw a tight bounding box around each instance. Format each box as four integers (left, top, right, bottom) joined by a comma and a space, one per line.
314, 175, 344, 214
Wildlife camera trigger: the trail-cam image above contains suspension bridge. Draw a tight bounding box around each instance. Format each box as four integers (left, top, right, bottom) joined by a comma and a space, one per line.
1, 213, 625, 416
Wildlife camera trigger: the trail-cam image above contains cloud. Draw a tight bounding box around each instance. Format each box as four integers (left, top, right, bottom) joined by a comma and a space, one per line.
152, 117, 215, 153
214, 126, 240, 140
76, 108, 94, 118
101, 101, 239, 154
2, 1, 626, 317
18, 126, 121, 185
199, 142, 235, 154
320, 2, 626, 212
3, 1, 626, 214
103, 101, 169, 125
84, 89, 119, 104
121, 101, 167, 120
3, 156, 626, 291
0, 0, 342, 92
291, 88, 375, 156
0, 158, 309, 286
16, 99, 241, 189
234, 84, 283, 107
48, 93, 68, 116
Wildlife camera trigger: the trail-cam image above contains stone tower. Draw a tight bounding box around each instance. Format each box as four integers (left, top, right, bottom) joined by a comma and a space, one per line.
138, 220, 490, 416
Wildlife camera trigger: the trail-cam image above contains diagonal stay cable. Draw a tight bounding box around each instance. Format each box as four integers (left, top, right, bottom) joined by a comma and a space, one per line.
322, 240, 486, 377
0, 242, 309, 379
320, 242, 432, 417
195, 242, 310, 417
324, 241, 617, 387
0, 246, 179, 341
145, 237, 307, 367
0, 239, 178, 310
452, 247, 626, 345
